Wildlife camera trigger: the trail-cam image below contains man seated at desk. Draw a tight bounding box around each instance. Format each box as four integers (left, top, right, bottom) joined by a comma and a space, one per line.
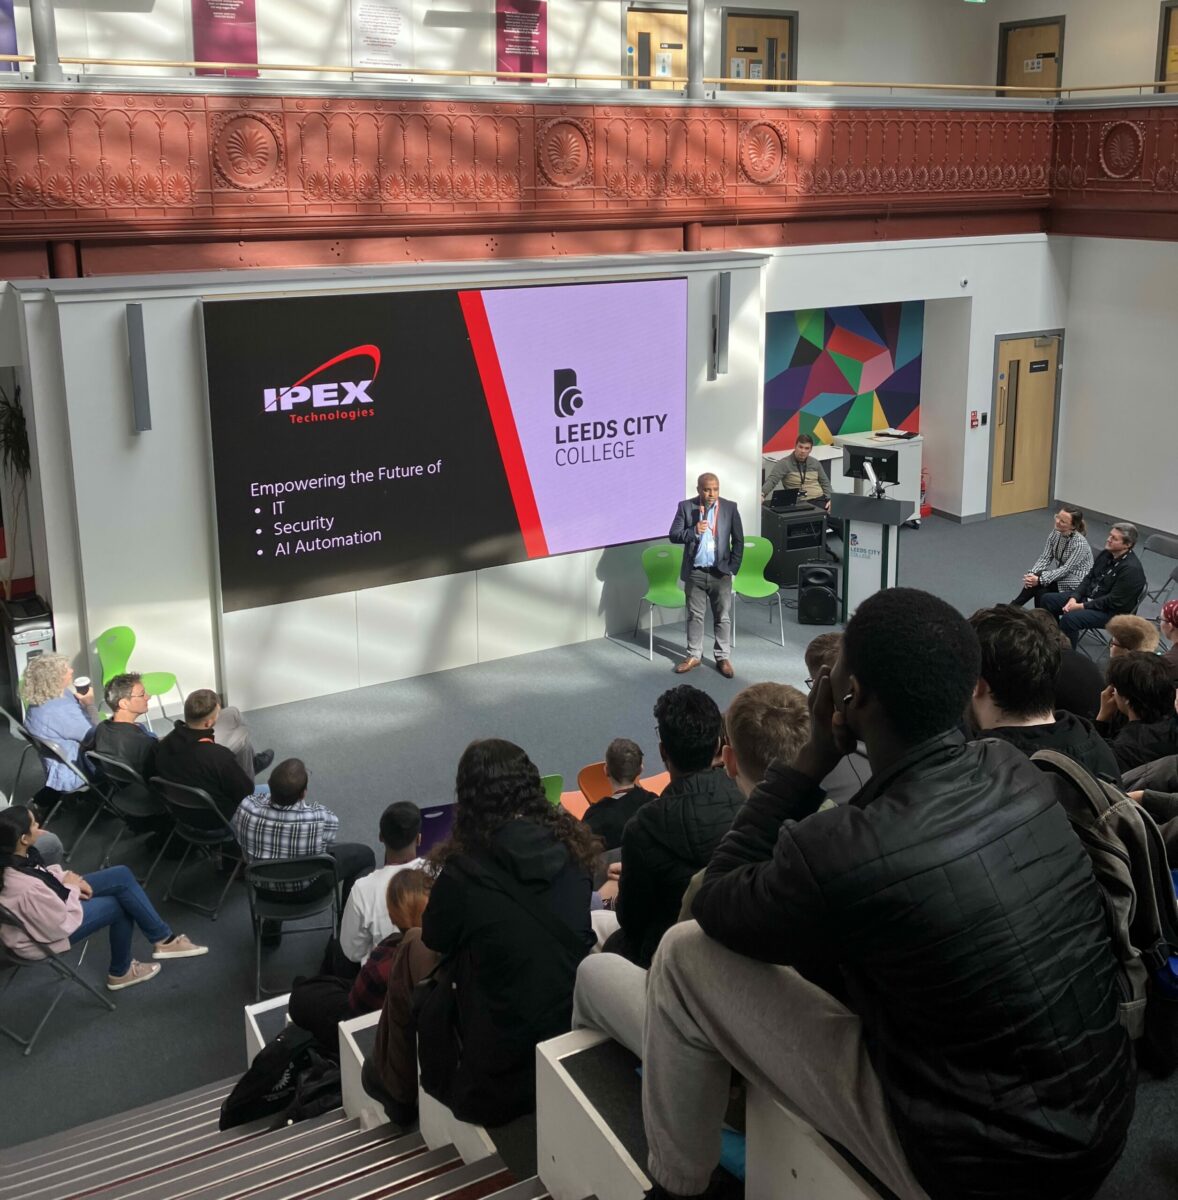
761, 434, 832, 511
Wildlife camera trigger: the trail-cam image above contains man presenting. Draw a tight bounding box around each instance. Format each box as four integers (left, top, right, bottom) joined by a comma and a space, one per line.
1041, 522, 1147, 647
761, 434, 832, 510
669, 474, 743, 677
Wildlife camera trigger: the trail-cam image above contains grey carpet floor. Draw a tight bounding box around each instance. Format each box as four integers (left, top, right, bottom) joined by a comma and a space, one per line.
1, 507, 1175, 1174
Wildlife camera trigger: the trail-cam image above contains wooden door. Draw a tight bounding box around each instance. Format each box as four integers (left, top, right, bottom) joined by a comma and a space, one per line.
625, 8, 688, 90
999, 20, 1062, 97
990, 336, 1060, 518
722, 12, 793, 92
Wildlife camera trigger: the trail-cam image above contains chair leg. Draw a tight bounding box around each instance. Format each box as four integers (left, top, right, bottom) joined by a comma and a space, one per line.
64, 800, 106, 865
100, 820, 128, 870
731, 599, 737, 649
254, 918, 263, 1003
162, 843, 193, 903
776, 593, 785, 648
141, 830, 174, 890
648, 605, 654, 662
9, 743, 32, 804
210, 858, 242, 921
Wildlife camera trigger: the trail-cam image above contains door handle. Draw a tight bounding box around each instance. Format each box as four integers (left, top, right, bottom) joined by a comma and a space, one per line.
997, 385, 1006, 425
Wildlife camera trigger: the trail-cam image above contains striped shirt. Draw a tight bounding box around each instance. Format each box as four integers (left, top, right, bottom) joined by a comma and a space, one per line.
1029, 531, 1093, 592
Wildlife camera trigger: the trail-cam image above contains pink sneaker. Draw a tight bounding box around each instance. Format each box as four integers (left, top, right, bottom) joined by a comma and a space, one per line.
152, 934, 209, 960
107, 960, 161, 991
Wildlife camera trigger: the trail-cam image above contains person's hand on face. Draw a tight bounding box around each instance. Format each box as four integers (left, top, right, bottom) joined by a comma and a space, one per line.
796, 666, 856, 782
1097, 685, 1119, 722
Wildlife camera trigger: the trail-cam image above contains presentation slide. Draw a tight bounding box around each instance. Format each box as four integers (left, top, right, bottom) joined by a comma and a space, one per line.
202, 279, 687, 612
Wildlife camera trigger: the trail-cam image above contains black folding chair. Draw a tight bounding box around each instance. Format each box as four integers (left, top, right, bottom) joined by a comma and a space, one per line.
0, 903, 115, 1055
8, 717, 114, 863
0, 706, 36, 806
1143, 534, 1178, 608
244, 855, 340, 1000
150, 777, 242, 920
84, 751, 172, 887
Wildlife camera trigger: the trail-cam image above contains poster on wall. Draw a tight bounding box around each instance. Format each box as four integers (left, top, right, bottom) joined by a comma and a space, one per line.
350, 0, 414, 72
0, 0, 16, 73
192, 0, 259, 78
497, 0, 546, 83
762, 302, 924, 453
202, 279, 687, 613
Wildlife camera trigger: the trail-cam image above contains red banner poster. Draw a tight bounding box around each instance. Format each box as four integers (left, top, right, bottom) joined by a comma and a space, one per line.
192, 0, 259, 78
496, 0, 546, 84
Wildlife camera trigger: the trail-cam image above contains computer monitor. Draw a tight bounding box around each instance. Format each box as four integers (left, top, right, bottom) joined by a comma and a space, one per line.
843, 445, 899, 485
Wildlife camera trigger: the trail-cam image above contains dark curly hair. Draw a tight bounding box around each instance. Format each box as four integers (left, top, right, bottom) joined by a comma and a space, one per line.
844, 587, 980, 745
429, 738, 600, 871
654, 685, 723, 773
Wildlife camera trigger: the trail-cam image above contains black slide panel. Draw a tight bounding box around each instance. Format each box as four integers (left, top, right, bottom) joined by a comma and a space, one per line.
203, 291, 527, 613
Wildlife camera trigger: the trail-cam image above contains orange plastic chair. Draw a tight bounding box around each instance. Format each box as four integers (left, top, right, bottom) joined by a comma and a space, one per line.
577, 761, 613, 805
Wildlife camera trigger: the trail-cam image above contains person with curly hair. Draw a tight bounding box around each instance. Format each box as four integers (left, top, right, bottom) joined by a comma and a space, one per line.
417, 738, 596, 1126
21, 654, 100, 803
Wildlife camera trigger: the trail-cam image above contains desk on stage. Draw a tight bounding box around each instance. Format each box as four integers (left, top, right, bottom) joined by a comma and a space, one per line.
761, 503, 832, 587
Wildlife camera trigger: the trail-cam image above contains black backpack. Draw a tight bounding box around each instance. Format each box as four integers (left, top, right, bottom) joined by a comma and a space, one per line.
1031, 749, 1178, 1076
219, 1026, 339, 1130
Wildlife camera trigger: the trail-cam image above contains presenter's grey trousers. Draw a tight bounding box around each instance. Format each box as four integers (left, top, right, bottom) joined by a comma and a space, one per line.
684, 567, 732, 661
642, 921, 930, 1200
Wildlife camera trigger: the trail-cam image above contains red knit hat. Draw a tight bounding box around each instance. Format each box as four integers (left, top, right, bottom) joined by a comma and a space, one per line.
1162, 599, 1178, 628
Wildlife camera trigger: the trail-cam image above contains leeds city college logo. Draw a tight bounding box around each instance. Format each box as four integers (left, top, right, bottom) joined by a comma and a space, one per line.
553, 368, 584, 418
263, 345, 381, 413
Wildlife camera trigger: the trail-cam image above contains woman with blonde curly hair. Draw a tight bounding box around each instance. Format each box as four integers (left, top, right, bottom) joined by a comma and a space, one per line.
22, 653, 99, 799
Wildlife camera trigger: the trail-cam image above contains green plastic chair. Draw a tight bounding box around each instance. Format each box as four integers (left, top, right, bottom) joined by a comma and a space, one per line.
732, 536, 785, 649
540, 773, 564, 807
635, 544, 686, 661
94, 626, 183, 721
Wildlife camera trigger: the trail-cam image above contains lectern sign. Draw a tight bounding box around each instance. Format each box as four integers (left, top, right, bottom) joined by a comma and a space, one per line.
202, 279, 687, 613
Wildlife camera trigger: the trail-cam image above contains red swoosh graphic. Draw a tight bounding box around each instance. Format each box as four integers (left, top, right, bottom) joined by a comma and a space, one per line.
291, 344, 381, 388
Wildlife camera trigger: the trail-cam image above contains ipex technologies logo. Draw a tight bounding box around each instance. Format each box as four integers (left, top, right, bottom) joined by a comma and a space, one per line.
263, 345, 381, 425
553, 368, 584, 418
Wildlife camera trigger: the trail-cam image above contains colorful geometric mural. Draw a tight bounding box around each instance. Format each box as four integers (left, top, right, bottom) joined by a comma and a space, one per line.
763, 302, 924, 452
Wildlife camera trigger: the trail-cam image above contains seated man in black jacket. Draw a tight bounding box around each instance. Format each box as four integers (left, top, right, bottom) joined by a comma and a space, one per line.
154, 688, 257, 820
969, 605, 1122, 784
1096, 651, 1178, 772
604, 685, 742, 967
1041, 521, 1147, 647
81, 673, 159, 781
642, 588, 1133, 1200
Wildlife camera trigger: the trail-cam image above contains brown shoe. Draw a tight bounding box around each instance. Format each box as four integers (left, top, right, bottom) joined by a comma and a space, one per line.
674, 657, 701, 673
717, 659, 735, 678
107, 960, 161, 991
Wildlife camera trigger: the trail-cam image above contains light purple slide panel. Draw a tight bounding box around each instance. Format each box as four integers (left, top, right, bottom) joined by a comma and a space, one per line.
480, 278, 687, 556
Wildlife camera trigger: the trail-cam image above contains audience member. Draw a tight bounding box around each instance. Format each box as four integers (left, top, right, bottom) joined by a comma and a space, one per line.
574, 681, 810, 1058
1041, 522, 1147, 647
338, 801, 425, 966
1010, 506, 1093, 607
804, 631, 869, 802
0, 806, 207, 990
21, 654, 99, 802
0, 792, 62, 866
417, 739, 595, 1127
640, 588, 1133, 1200
154, 689, 257, 819
80, 673, 157, 781
1160, 600, 1178, 682
604, 686, 743, 967
1107, 613, 1161, 656
1096, 652, 1178, 772
232, 757, 375, 903
581, 738, 656, 851
1026, 607, 1105, 719
366, 873, 443, 1125
289, 868, 432, 1054
969, 605, 1121, 783
761, 433, 832, 510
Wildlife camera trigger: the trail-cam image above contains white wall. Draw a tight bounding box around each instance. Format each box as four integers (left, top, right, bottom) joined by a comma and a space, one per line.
8, 0, 995, 87
1054, 236, 1176, 534
761, 234, 1072, 519
987, 0, 1168, 91
6, 252, 765, 709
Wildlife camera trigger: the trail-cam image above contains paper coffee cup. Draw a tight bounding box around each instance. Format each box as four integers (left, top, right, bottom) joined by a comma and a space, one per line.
74, 676, 91, 693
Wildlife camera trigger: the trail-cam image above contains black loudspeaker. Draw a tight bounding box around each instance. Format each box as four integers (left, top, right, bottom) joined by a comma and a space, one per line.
797, 563, 839, 626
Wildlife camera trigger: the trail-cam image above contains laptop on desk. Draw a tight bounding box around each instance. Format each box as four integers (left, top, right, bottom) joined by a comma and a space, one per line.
768, 487, 818, 514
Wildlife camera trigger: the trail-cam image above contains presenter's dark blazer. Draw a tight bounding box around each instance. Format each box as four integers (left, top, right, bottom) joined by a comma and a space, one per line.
669, 497, 744, 582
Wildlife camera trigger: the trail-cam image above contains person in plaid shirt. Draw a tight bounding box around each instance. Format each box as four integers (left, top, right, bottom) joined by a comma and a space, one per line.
232, 758, 375, 902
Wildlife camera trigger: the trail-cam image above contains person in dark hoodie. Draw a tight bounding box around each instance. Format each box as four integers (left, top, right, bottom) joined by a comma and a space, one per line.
604, 685, 743, 967
641, 588, 1133, 1200
1095, 652, 1178, 772
969, 605, 1122, 784
417, 738, 596, 1127
582, 737, 656, 851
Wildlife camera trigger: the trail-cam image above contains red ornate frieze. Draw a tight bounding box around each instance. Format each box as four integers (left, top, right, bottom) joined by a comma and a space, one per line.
0, 89, 1053, 243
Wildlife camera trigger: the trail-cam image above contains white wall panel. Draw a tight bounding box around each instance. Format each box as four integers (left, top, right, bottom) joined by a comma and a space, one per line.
356, 572, 478, 686
476, 551, 589, 661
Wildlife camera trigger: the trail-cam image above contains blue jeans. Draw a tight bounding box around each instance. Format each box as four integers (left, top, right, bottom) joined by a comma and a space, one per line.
1040, 590, 1111, 648
70, 865, 172, 976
